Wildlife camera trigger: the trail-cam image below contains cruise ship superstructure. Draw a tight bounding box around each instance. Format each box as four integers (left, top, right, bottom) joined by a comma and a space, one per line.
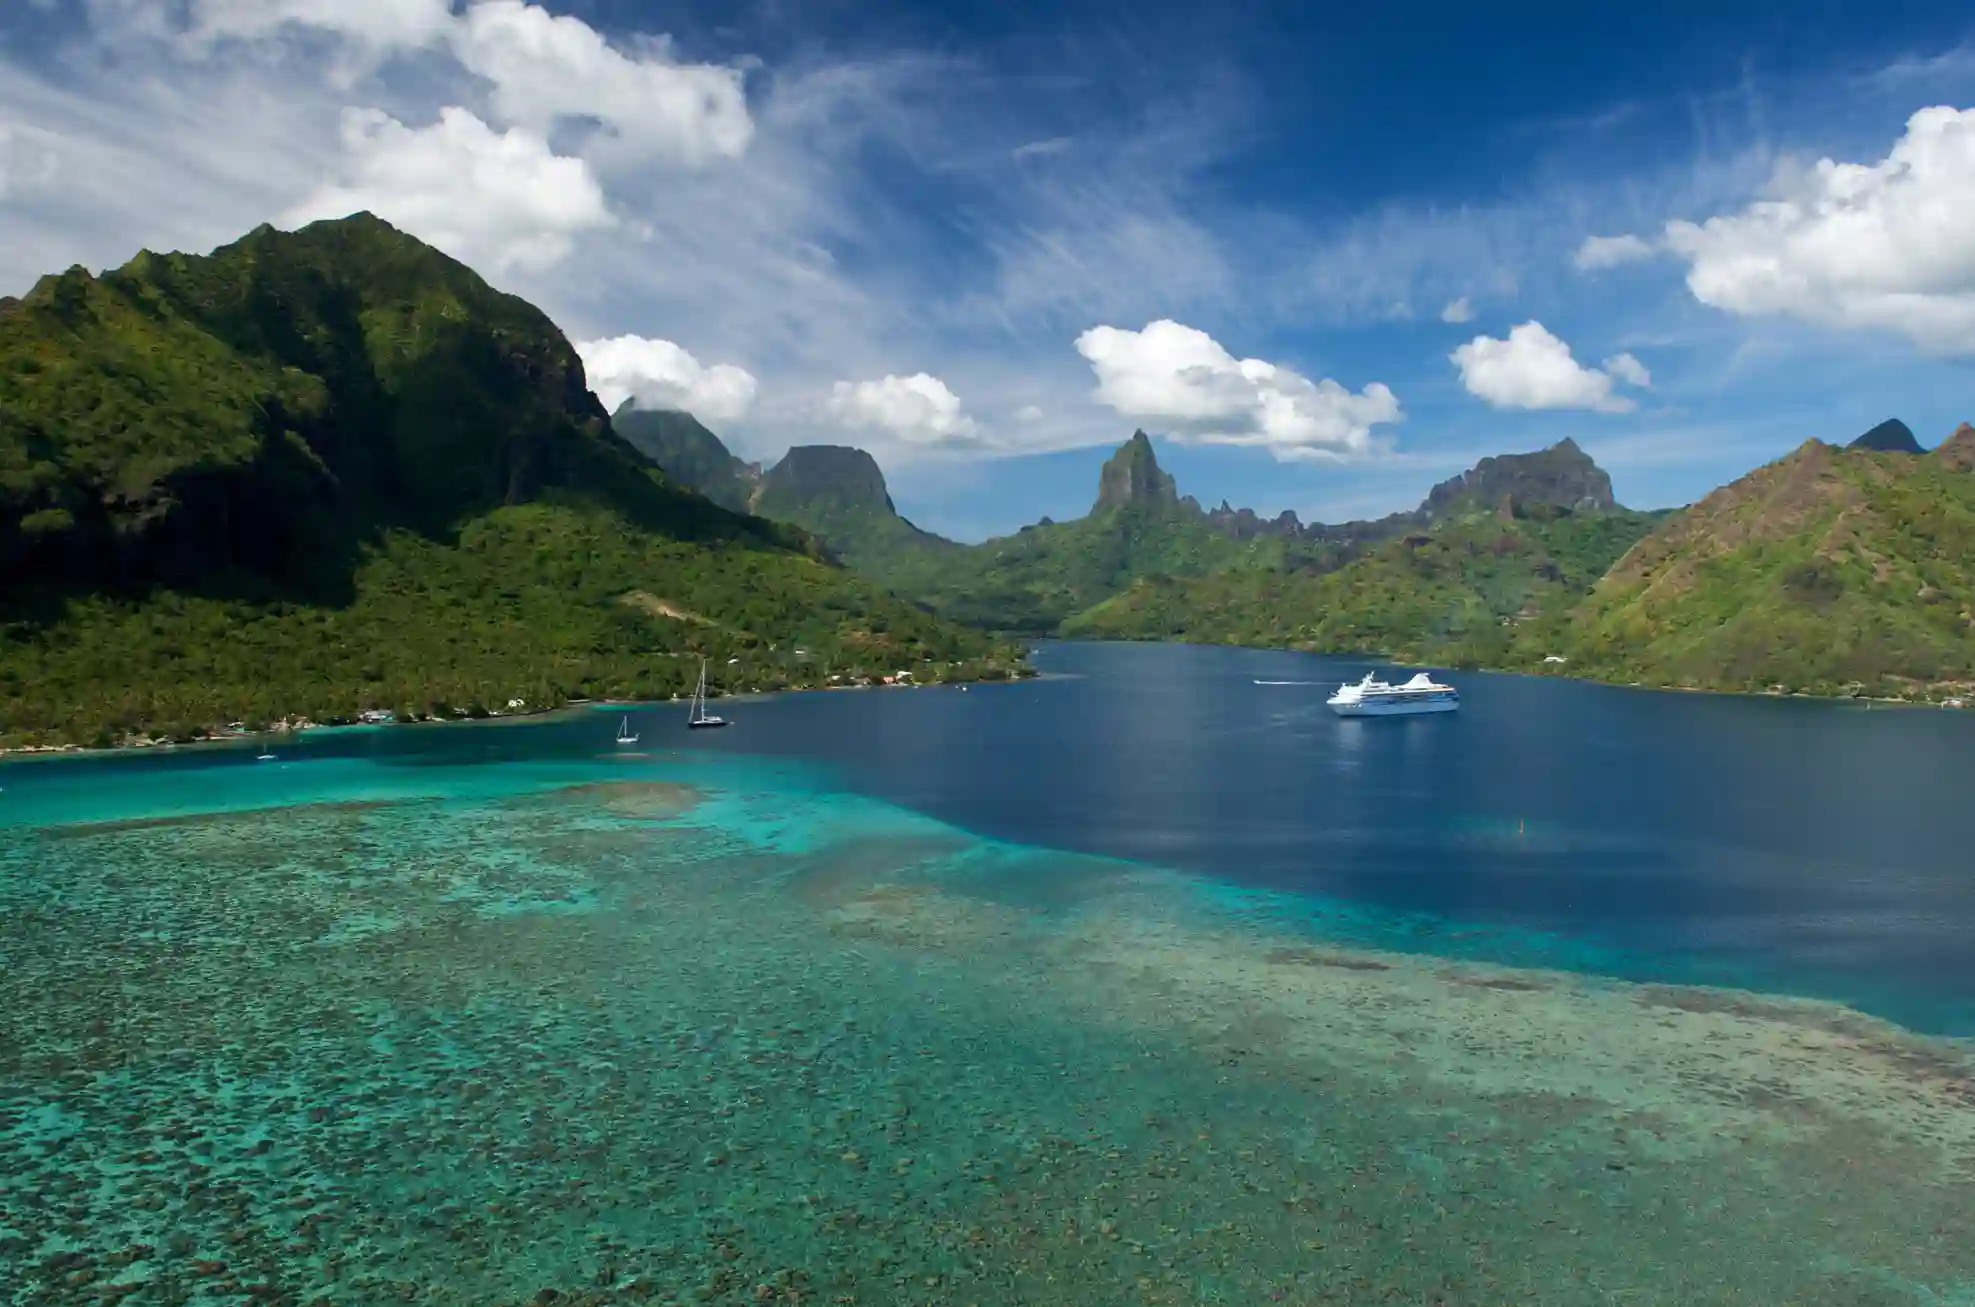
1326, 671, 1460, 716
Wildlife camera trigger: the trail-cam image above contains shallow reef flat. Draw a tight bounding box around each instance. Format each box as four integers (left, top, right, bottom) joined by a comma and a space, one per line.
2, 762, 1972, 1307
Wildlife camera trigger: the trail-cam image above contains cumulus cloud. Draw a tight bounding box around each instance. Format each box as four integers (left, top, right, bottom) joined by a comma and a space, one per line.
1572, 233, 1657, 271
826, 373, 979, 444
1075, 319, 1401, 462
1451, 322, 1646, 413
1440, 296, 1474, 324
176, 0, 751, 166
279, 107, 614, 273
1663, 105, 1975, 352
1014, 405, 1044, 422
452, 2, 752, 165
576, 334, 758, 422
1602, 351, 1651, 387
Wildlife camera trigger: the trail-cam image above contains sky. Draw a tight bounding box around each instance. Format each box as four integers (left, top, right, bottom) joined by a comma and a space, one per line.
4, 1, 1975, 540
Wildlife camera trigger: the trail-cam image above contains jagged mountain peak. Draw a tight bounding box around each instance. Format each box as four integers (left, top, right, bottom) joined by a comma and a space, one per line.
1093, 430, 1179, 513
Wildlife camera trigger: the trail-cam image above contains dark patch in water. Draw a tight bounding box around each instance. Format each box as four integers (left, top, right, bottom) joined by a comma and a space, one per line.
1634, 985, 1869, 1036
1638, 985, 1975, 1103
520, 781, 704, 820
1266, 946, 1392, 971
1455, 974, 1550, 993
783, 835, 971, 907
38, 799, 407, 839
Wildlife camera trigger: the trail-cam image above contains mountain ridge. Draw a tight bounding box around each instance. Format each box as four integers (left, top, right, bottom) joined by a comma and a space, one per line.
1546, 433, 1975, 695
611, 405, 761, 513
0, 214, 1016, 747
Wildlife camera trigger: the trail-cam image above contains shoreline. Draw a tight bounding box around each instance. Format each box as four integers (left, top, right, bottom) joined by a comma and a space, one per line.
0, 665, 1042, 762
1070, 635, 1975, 708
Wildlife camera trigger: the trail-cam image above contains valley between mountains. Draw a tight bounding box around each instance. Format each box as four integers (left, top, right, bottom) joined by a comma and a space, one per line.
5, 214, 1974, 749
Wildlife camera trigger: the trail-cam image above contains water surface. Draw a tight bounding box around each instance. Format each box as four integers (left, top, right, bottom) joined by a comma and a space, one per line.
3, 641, 1972, 1306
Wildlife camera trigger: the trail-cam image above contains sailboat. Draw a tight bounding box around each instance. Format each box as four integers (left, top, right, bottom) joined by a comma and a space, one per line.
688, 658, 729, 730
614, 714, 639, 746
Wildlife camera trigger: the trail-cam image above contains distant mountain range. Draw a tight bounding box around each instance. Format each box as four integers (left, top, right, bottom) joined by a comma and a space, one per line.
640, 407, 1975, 700
0, 215, 1016, 748
4, 207, 1966, 746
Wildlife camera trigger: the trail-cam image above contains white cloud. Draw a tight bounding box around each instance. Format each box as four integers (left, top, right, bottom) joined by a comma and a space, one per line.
575, 334, 758, 422
171, 0, 752, 167
451, 1, 752, 166
279, 107, 614, 274
1014, 405, 1044, 422
1664, 105, 1975, 352
1440, 296, 1474, 323
1572, 233, 1656, 271
1603, 351, 1651, 387
1451, 322, 1645, 413
826, 373, 979, 444
1075, 319, 1402, 462
181, 0, 456, 50
1012, 136, 1073, 160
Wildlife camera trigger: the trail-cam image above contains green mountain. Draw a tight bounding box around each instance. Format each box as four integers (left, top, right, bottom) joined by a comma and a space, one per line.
1420, 436, 1615, 517
748, 444, 960, 577
610, 405, 759, 512
1542, 434, 1975, 697
1067, 496, 1665, 664
883, 432, 1286, 633
640, 426, 1253, 633
1934, 422, 1975, 471
0, 215, 1016, 748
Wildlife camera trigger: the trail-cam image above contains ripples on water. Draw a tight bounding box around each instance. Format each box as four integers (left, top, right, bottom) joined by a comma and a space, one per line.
3, 651, 1974, 1306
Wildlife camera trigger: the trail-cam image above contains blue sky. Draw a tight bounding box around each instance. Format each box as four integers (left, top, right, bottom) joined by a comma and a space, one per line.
3, 1, 1975, 539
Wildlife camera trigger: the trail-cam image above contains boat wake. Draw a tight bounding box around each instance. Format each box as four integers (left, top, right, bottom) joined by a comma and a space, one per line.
1253, 679, 1324, 686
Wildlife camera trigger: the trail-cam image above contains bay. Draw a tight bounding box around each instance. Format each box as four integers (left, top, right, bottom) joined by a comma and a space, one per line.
2, 640, 1971, 1306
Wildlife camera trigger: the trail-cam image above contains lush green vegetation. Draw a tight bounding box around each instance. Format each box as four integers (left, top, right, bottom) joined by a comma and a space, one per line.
882, 504, 1289, 633
0, 215, 1016, 748
1065, 505, 1667, 666
1, 503, 1014, 746
748, 445, 964, 583
1540, 441, 1975, 697
612, 406, 760, 513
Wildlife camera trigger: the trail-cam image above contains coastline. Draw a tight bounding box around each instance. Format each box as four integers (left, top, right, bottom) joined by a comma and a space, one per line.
0, 663, 1041, 762
1070, 634, 1975, 708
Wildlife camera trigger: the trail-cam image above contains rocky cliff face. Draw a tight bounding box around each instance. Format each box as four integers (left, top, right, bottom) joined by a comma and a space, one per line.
1421, 438, 1616, 519
754, 446, 897, 515
1093, 431, 1180, 513
1850, 418, 1924, 454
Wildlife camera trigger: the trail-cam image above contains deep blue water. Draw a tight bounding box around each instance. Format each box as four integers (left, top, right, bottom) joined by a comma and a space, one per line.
8, 639, 1975, 1033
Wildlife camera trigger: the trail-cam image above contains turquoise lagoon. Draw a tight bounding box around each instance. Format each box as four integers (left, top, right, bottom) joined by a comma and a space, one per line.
3, 644, 1974, 1306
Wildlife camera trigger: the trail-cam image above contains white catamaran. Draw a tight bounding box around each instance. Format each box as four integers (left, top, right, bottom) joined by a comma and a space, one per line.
1326, 671, 1460, 717
688, 658, 729, 730
614, 715, 639, 745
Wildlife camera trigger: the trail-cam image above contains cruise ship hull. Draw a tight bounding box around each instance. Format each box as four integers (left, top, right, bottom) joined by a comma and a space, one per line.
1329, 696, 1459, 717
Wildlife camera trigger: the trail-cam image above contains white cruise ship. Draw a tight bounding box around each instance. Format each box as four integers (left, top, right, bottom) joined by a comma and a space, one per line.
1326, 671, 1459, 717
